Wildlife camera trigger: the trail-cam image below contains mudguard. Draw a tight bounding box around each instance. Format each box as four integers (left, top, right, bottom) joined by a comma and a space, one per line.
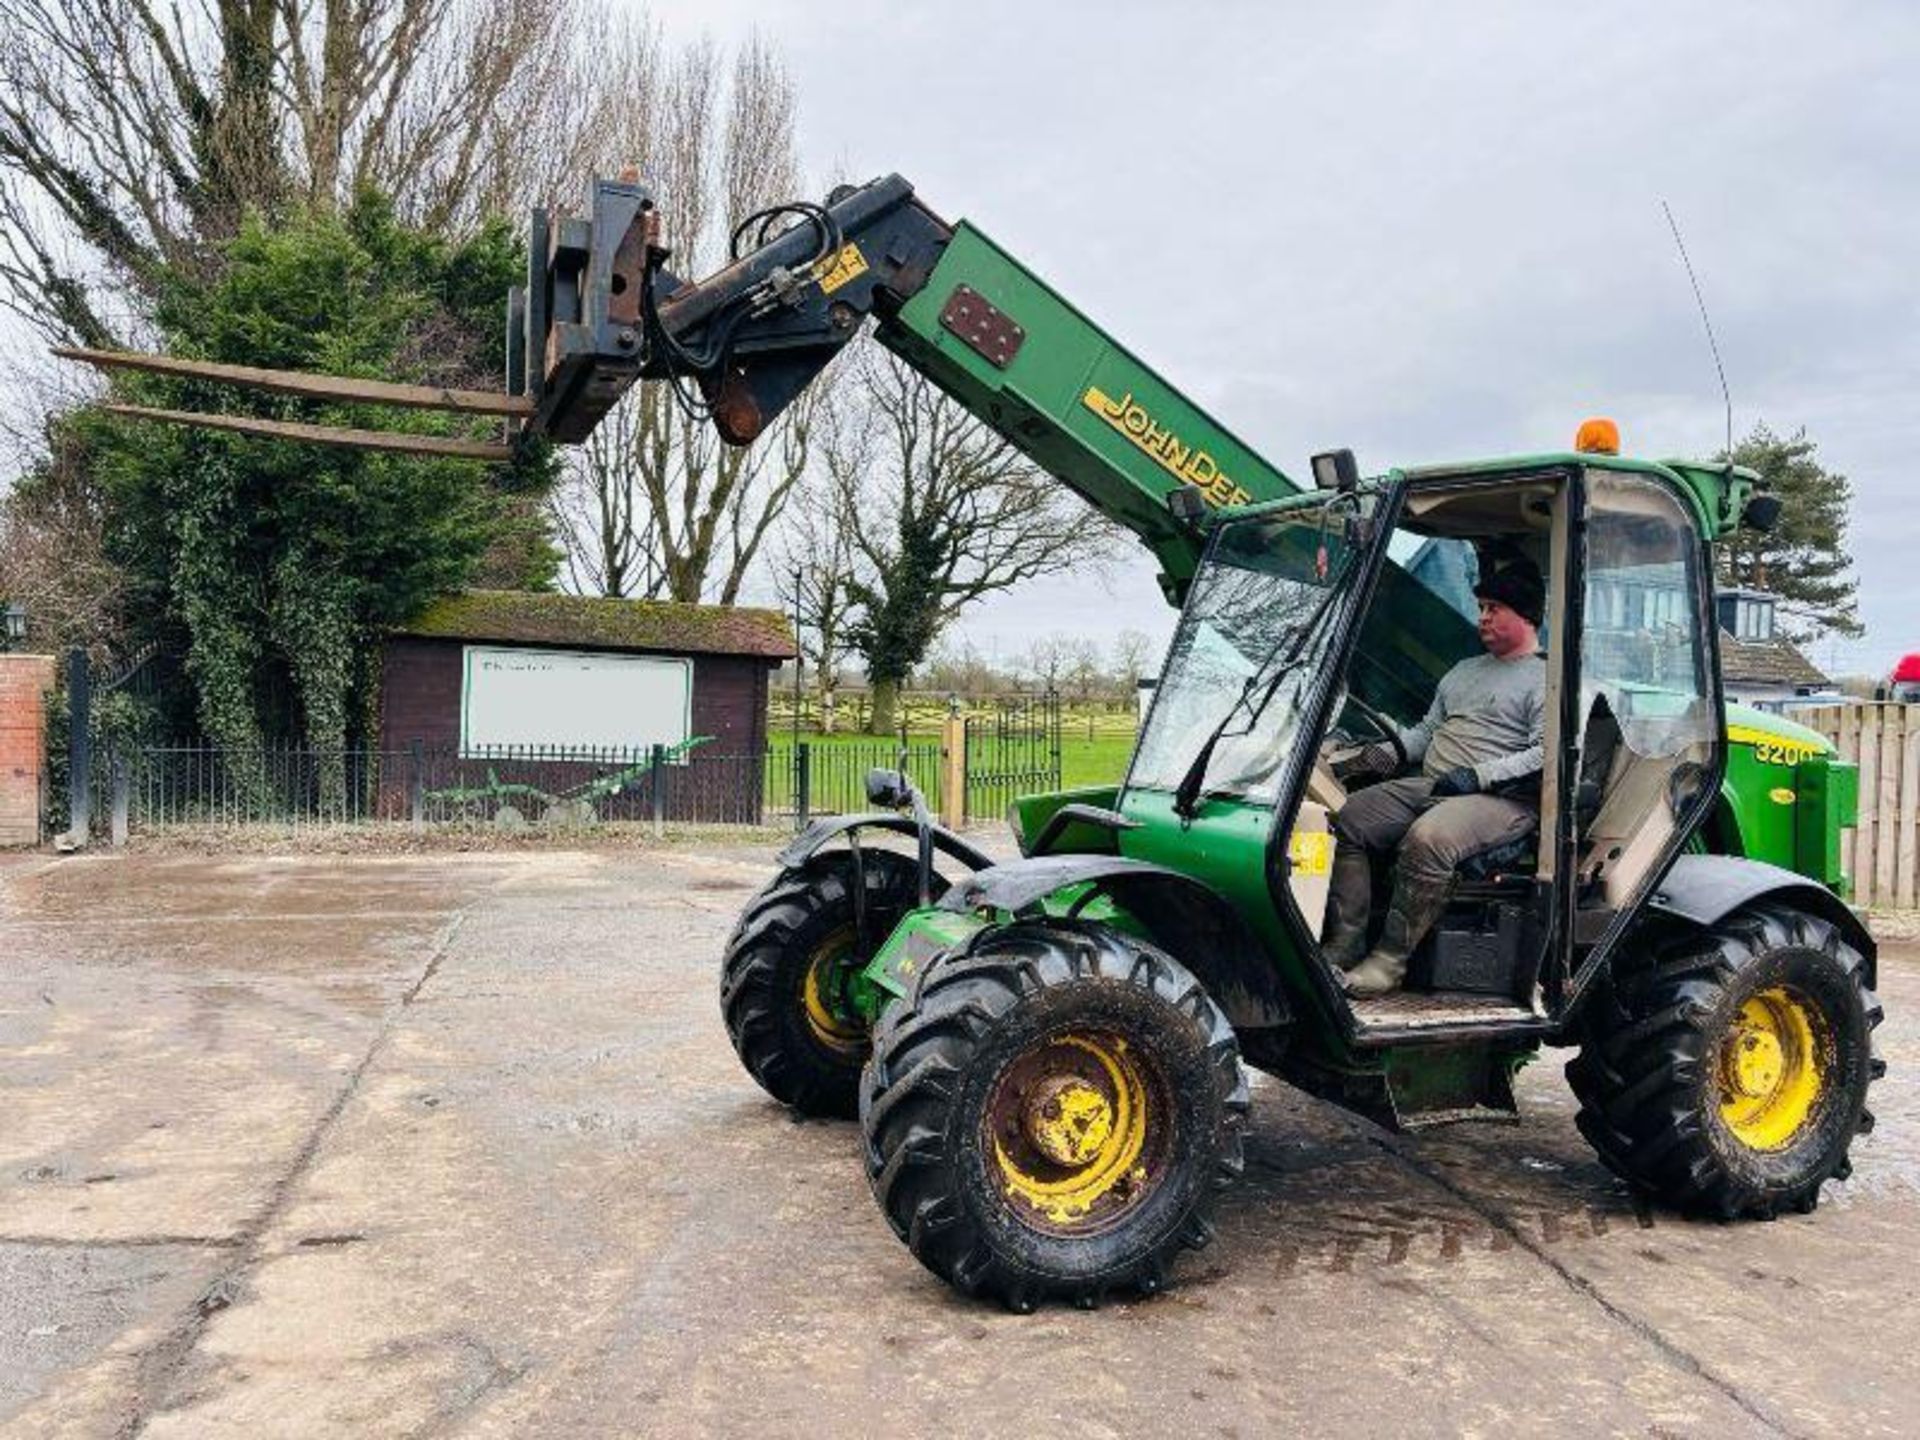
1648, 854, 1876, 986
940, 856, 1289, 1030
776, 813, 997, 874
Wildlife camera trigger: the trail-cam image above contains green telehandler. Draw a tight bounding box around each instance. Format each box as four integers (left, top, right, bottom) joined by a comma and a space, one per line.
66, 171, 1885, 1312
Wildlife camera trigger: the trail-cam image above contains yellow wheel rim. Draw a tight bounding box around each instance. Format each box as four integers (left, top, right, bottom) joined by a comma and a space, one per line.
1717, 986, 1830, 1152
986, 1031, 1165, 1233
801, 925, 866, 1057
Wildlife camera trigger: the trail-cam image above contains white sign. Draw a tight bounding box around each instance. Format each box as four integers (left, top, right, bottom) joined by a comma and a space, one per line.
460, 646, 691, 755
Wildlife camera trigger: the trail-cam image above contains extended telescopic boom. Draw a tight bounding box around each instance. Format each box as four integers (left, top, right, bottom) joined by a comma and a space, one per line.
522, 172, 1305, 598
61, 172, 1305, 598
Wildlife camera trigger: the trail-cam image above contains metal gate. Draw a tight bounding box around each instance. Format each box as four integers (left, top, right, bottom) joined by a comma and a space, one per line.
963, 693, 1062, 821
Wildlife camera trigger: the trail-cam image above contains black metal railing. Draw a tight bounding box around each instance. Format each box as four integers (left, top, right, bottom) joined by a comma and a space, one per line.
766, 740, 945, 824
121, 743, 389, 826
83, 736, 952, 840
964, 694, 1062, 821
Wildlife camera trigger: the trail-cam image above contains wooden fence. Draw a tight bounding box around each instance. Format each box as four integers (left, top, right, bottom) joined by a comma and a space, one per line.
1799, 703, 1920, 910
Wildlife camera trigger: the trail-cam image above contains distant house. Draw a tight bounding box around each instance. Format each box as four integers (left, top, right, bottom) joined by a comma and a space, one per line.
1714, 588, 1834, 711
378, 590, 795, 821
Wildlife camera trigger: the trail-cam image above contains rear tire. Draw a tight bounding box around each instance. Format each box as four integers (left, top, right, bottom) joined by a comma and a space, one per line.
721, 849, 934, 1118
860, 921, 1248, 1310
1568, 902, 1883, 1218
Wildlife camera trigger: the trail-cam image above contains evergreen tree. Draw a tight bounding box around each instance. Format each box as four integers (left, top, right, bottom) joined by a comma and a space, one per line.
1716, 423, 1861, 641
74, 191, 555, 802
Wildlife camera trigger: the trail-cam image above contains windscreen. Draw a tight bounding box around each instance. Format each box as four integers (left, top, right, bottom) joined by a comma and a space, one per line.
1127, 494, 1381, 805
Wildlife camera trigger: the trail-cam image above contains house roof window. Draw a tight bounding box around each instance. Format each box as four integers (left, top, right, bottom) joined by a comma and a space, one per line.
1715, 587, 1775, 642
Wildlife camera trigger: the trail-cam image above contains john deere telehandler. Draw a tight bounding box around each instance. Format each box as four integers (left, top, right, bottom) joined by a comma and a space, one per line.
67, 172, 1884, 1312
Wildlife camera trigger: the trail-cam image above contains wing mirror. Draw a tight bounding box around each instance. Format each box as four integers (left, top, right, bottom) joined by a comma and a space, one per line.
865, 768, 914, 809
1743, 492, 1783, 533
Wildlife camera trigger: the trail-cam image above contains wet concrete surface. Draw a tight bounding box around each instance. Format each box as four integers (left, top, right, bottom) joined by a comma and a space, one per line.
1, 842, 1915, 1437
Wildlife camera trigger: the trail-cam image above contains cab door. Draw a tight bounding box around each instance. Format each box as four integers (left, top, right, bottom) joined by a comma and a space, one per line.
1553, 467, 1726, 1014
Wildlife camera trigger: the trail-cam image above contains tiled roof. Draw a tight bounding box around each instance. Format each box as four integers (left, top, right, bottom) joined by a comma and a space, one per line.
394, 590, 796, 659
1719, 632, 1830, 688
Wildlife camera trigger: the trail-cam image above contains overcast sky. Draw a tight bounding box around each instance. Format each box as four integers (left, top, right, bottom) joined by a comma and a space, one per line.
652, 0, 1919, 678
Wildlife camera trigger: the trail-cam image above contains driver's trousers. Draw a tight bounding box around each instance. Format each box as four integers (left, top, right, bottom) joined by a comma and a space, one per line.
1331, 775, 1536, 886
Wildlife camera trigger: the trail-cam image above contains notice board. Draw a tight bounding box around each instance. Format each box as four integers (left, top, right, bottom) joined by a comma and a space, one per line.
460, 646, 692, 754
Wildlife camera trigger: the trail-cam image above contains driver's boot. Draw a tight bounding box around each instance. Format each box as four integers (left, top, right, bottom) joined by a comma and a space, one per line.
1341, 874, 1452, 998
1319, 842, 1373, 971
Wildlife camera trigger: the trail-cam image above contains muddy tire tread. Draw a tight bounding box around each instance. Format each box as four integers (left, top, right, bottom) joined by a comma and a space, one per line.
860, 920, 1249, 1310
1567, 901, 1882, 1219
720, 850, 926, 1118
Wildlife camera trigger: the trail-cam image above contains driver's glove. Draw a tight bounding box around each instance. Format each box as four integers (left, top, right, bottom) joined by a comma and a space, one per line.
1359, 742, 1398, 776
1431, 766, 1481, 798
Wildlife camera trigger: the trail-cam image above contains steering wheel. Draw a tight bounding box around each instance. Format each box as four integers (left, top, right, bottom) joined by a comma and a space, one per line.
1339, 695, 1408, 771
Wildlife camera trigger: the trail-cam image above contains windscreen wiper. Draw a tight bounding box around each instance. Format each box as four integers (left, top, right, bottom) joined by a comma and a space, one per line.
1170, 655, 1307, 821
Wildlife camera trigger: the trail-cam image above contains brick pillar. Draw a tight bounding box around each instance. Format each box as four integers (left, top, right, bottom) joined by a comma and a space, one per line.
0, 653, 57, 847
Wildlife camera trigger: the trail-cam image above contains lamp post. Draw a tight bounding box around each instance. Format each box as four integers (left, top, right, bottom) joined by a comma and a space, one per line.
791, 566, 803, 750
790, 567, 805, 830
0, 601, 24, 651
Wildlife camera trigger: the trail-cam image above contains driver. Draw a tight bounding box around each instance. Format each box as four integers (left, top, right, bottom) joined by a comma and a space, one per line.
1324, 560, 1547, 998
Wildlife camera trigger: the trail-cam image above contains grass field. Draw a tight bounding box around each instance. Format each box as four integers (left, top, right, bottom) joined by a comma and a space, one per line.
765, 718, 1140, 801
1059, 733, 1135, 789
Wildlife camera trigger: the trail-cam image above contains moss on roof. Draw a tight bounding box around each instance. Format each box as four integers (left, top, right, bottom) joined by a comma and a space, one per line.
395, 590, 796, 659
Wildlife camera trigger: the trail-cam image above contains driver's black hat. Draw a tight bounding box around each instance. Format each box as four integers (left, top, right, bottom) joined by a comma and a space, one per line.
1473, 560, 1545, 628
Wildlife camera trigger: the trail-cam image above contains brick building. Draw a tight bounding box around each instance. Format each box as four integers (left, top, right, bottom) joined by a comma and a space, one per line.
377, 591, 796, 821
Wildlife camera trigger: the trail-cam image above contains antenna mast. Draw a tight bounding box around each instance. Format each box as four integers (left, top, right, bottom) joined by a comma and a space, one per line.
1661, 200, 1733, 457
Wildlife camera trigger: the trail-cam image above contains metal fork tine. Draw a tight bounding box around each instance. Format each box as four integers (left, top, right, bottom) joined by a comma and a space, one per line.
98, 404, 515, 462
56, 347, 531, 417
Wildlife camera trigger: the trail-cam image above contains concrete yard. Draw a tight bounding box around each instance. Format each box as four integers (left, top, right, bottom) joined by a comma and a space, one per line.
1, 842, 1915, 1438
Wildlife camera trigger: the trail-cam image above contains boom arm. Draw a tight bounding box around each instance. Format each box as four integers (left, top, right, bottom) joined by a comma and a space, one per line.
58, 172, 1305, 599
529, 174, 1304, 599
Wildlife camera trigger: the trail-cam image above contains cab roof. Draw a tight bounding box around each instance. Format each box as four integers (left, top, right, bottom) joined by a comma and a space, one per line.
1399, 452, 1758, 539
1223, 451, 1758, 541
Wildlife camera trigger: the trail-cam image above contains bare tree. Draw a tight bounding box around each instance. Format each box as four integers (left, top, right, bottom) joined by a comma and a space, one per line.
1061, 638, 1104, 705
0, 0, 591, 347
0, 422, 128, 655
772, 455, 861, 732
836, 346, 1122, 734
917, 636, 1006, 699
1018, 635, 1100, 702
548, 35, 816, 604
1111, 628, 1155, 697
1019, 635, 1072, 694
549, 398, 664, 599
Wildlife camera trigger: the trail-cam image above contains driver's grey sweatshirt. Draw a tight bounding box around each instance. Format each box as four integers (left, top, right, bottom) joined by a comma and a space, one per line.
1394, 651, 1545, 788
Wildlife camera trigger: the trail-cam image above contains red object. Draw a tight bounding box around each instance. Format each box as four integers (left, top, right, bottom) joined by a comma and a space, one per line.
1895, 652, 1920, 684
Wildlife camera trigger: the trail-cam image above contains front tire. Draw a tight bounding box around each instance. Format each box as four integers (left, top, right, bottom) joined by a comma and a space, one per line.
1568, 902, 1883, 1218
721, 849, 934, 1117
860, 922, 1249, 1310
